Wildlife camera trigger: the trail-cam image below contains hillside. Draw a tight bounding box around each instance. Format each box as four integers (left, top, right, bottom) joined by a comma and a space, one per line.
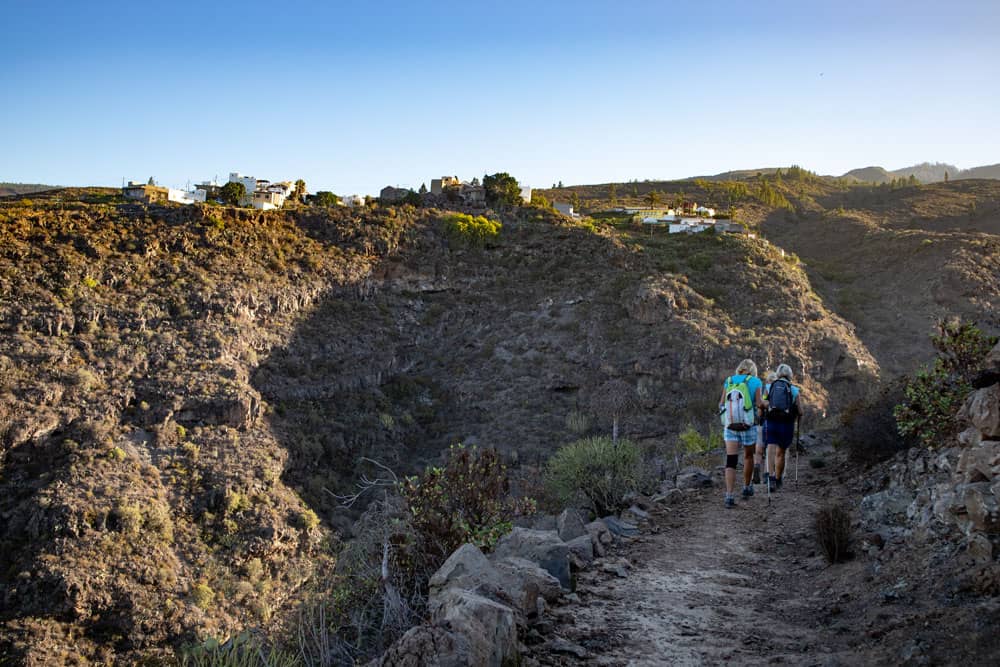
0, 183, 58, 198
0, 191, 878, 663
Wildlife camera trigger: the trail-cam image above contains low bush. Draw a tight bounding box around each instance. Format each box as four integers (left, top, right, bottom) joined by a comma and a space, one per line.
894, 319, 996, 448
814, 503, 852, 563
181, 632, 296, 667
401, 444, 534, 560
546, 436, 646, 516
441, 213, 501, 248
837, 379, 913, 465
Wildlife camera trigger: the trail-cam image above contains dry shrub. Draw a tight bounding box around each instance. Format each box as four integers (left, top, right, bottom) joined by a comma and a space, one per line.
837, 379, 912, 466
814, 503, 853, 564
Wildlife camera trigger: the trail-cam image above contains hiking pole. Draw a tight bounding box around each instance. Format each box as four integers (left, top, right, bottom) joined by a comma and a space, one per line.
794, 415, 801, 489
765, 441, 771, 506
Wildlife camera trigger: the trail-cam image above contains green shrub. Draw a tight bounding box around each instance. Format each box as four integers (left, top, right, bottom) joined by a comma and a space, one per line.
677, 425, 715, 456
546, 436, 645, 516
191, 583, 215, 609
894, 319, 996, 448
441, 213, 501, 248
114, 502, 143, 536
401, 444, 534, 560
298, 509, 320, 532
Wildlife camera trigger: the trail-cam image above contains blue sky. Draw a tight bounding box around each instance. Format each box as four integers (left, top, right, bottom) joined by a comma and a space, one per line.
2, 0, 998, 194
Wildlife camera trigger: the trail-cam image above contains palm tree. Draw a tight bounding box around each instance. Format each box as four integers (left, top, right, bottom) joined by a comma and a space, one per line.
645, 190, 662, 209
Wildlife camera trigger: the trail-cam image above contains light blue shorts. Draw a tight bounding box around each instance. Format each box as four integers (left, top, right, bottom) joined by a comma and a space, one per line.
724, 425, 758, 447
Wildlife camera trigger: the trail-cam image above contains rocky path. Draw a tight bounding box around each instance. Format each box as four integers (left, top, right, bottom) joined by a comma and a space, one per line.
530, 437, 863, 666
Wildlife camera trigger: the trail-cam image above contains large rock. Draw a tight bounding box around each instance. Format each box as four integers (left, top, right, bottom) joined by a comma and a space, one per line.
585, 520, 613, 557
861, 489, 914, 528
429, 544, 500, 599
492, 528, 571, 590
601, 515, 639, 537
963, 482, 1000, 533
675, 468, 714, 489
556, 509, 587, 542
493, 556, 562, 605
373, 624, 470, 667
565, 535, 595, 569
430, 588, 519, 667
960, 385, 1000, 439
956, 441, 1000, 483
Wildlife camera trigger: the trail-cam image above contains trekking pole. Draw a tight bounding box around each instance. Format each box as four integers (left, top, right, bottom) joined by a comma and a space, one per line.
794, 415, 801, 489
765, 441, 771, 506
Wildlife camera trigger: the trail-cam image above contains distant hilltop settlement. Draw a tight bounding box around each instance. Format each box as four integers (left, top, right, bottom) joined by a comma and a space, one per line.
122, 173, 533, 211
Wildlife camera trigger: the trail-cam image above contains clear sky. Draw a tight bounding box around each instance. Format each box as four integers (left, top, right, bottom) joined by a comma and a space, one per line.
3, 0, 998, 195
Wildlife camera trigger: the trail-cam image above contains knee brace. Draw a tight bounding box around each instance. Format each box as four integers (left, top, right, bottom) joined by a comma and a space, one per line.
726, 454, 739, 469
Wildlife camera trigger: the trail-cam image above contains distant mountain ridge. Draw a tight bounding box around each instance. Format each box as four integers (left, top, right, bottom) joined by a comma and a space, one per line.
0, 182, 56, 197
838, 162, 1000, 184
691, 162, 999, 184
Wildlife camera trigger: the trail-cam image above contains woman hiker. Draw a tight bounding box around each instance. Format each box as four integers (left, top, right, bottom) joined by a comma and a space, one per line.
719, 359, 764, 508
764, 363, 804, 491
759, 370, 778, 486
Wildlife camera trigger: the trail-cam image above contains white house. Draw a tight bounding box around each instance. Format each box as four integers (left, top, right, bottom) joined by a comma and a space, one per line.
554, 202, 580, 218
695, 206, 716, 217
669, 218, 715, 234
520, 185, 532, 204
229, 172, 257, 198
342, 194, 365, 208
167, 188, 207, 205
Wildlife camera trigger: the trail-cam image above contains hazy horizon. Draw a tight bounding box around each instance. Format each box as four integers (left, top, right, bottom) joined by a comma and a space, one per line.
3, 0, 999, 195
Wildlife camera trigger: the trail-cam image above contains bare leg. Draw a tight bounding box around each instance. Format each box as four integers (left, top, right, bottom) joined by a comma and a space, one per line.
725, 440, 739, 496
743, 445, 755, 487
776, 447, 787, 480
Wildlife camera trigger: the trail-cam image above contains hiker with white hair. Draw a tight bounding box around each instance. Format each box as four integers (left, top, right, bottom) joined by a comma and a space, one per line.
718, 359, 764, 508
763, 363, 803, 492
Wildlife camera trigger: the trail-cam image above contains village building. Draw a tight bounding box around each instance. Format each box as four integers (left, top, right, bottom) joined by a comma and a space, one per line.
520, 185, 532, 204
431, 176, 461, 195
342, 194, 365, 208
458, 183, 486, 206
554, 202, 581, 218
380, 186, 411, 203
122, 181, 168, 204
167, 188, 207, 205
252, 190, 284, 210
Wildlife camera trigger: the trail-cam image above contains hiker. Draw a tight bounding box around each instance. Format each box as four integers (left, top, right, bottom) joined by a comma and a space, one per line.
764, 363, 803, 491
756, 370, 779, 484
719, 359, 763, 507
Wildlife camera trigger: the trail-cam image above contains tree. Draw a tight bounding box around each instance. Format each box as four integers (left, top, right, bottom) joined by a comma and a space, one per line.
483, 172, 522, 206
293, 179, 306, 202
220, 181, 245, 207
313, 191, 340, 207
557, 180, 564, 188
645, 190, 662, 209
570, 192, 581, 212
608, 183, 618, 207
944, 171, 950, 182
470, 177, 480, 186
418, 183, 428, 194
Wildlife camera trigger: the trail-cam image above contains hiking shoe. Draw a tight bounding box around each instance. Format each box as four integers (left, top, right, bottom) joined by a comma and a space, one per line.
741, 486, 751, 499
775, 477, 783, 491
747, 484, 755, 497
725, 495, 735, 508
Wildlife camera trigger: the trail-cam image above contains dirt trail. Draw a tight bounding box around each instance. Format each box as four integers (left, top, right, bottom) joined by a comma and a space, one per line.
532, 437, 862, 666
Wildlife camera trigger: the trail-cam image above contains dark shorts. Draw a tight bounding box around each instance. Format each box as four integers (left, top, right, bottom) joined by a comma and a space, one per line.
764, 419, 795, 448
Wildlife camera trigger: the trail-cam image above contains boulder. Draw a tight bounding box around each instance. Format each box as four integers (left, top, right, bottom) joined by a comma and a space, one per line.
963, 482, 1000, 533
585, 520, 613, 557
601, 515, 639, 537
959, 385, 1000, 439
373, 624, 470, 667
861, 489, 914, 528
956, 441, 1000, 483
556, 509, 587, 542
429, 544, 500, 600
492, 528, 571, 590
986, 341, 1000, 369
967, 533, 995, 564
622, 505, 650, 522
565, 535, 595, 569
429, 588, 519, 667
675, 468, 713, 489
493, 556, 562, 605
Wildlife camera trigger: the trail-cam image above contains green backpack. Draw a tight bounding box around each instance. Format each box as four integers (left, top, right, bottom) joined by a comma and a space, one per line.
722, 375, 755, 431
